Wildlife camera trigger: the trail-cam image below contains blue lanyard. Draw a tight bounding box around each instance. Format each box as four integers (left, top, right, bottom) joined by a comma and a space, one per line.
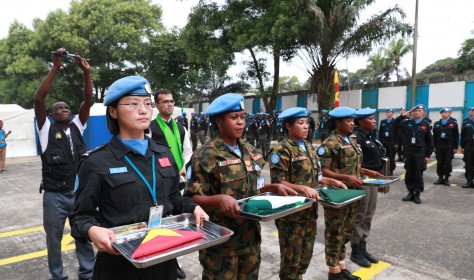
124, 154, 157, 205
412, 123, 421, 138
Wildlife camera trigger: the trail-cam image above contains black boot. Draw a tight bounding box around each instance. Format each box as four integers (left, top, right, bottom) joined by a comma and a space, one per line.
360, 240, 379, 263
443, 176, 451, 186
328, 272, 345, 280
462, 180, 474, 188
177, 264, 186, 279
341, 269, 361, 280
413, 191, 421, 204
433, 177, 444, 185
402, 191, 414, 201
350, 244, 371, 268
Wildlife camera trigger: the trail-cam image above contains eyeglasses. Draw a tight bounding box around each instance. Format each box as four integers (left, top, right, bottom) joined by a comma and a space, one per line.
158, 100, 175, 104
118, 102, 155, 110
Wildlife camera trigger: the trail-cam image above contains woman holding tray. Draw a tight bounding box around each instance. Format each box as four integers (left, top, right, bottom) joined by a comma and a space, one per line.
185, 93, 297, 280
317, 107, 381, 280
71, 76, 209, 280
350, 108, 384, 268
268, 107, 346, 280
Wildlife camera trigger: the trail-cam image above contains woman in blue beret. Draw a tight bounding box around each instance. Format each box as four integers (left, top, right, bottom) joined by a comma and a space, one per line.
72, 76, 209, 280
349, 108, 384, 269
268, 107, 346, 280
317, 106, 377, 280
185, 93, 297, 279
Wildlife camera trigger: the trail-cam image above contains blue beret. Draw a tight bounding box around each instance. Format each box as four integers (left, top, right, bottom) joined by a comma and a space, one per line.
440, 107, 452, 113
278, 107, 308, 120
104, 76, 152, 106
191, 112, 196, 115
182, 112, 187, 116
412, 104, 427, 111
400, 107, 406, 110
329, 107, 356, 119
469, 107, 474, 111
205, 93, 244, 115
355, 108, 376, 119
386, 108, 393, 113
322, 109, 328, 113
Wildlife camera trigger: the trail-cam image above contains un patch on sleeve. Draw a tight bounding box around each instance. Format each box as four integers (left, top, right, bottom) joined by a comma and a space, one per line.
270, 153, 280, 165
317, 146, 326, 156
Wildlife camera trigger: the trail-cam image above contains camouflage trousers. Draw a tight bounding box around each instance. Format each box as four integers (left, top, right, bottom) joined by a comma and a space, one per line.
275, 206, 317, 280
323, 203, 358, 267
199, 251, 260, 280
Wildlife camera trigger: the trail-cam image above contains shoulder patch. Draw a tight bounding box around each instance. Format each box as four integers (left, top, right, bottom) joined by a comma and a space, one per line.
317, 145, 326, 156
270, 153, 281, 165
82, 144, 107, 158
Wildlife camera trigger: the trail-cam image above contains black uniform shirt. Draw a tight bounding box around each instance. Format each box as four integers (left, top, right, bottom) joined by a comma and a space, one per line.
378, 118, 396, 143
398, 118, 434, 157
72, 136, 197, 241
355, 128, 384, 171
433, 118, 459, 149
461, 118, 474, 148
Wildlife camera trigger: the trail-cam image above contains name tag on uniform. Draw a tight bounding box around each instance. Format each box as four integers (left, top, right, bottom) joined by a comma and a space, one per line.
109, 167, 128, 174
385, 132, 389, 137
411, 137, 416, 144
148, 205, 164, 228
441, 132, 446, 138
256, 176, 265, 190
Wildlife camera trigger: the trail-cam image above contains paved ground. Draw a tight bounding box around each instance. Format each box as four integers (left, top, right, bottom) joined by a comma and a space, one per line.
0, 153, 473, 280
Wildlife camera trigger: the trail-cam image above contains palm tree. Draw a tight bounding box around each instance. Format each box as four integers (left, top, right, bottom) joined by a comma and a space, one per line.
385, 38, 413, 81
301, 0, 412, 111
367, 50, 393, 82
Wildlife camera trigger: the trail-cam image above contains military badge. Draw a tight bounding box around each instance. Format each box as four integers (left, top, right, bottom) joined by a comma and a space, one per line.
317, 146, 325, 156
55, 132, 62, 139
254, 164, 262, 171
270, 153, 280, 164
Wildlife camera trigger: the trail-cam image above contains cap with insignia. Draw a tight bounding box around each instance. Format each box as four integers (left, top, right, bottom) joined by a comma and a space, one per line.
278, 107, 308, 120
386, 108, 393, 113
355, 108, 376, 119
412, 104, 427, 111
328, 107, 356, 119
440, 107, 452, 113
104, 76, 152, 106
205, 93, 244, 115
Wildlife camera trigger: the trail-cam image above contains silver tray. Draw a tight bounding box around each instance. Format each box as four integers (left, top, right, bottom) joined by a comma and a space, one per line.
315, 185, 365, 209
361, 176, 400, 187
237, 192, 316, 222
111, 213, 233, 268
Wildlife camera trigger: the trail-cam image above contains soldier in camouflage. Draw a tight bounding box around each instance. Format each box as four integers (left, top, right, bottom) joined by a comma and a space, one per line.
269, 107, 346, 280
317, 107, 377, 280
185, 94, 296, 280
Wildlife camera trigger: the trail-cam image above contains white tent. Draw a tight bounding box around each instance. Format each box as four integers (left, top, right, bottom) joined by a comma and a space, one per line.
0, 104, 37, 158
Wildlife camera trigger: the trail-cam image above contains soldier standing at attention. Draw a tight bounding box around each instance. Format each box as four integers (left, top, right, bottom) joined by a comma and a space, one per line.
269, 107, 346, 280
433, 108, 459, 186
319, 110, 331, 142
350, 108, 384, 269
396, 104, 434, 204
461, 107, 474, 188
378, 109, 396, 175
318, 107, 377, 280
185, 93, 296, 280
394, 107, 409, 162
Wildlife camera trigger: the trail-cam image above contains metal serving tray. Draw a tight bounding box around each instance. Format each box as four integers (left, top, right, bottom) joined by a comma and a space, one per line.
315, 185, 365, 209
237, 192, 316, 222
361, 176, 400, 187
111, 213, 233, 268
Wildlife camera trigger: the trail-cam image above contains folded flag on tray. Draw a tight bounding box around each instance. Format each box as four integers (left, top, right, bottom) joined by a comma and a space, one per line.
363, 178, 391, 185
243, 196, 306, 215
131, 228, 205, 259
318, 188, 365, 204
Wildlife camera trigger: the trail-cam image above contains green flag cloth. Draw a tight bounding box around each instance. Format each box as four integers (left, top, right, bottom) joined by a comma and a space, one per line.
319, 188, 365, 203
155, 116, 184, 170
243, 196, 306, 215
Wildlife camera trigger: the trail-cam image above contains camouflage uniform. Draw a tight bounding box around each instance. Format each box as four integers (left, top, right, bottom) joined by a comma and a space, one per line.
186, 135, 265, 280
269, 137, 320, 280
318, 131, 362, 267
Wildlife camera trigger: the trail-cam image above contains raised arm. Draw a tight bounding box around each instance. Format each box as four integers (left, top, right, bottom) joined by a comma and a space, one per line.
75, 54, 93, 126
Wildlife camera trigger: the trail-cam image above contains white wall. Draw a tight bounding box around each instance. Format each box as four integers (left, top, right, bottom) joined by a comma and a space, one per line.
339, 89, 362, 109
307, 95, 318, 111
0, 109, 37, 158
281, 95, 297, 111
378, 86, 407, 110
429, 81, 465, 108
243, 98, 253, 112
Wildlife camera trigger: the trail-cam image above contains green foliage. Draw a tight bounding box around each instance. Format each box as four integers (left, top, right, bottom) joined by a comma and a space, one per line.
279, 76, 305, 92
457, 38, 474, 73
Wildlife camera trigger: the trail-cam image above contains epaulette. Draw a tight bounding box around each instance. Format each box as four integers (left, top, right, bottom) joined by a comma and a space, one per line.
82, 144, 107, 158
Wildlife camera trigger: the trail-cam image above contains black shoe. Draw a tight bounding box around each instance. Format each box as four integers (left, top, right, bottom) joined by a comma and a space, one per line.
360, 241, 379, 263
433, 177, 444, 185
177, 266, 186, 279
443, 178, 451, 186
328, 272, 345, 280
402, 191, 414, 201
341, 269, 361, 280
350, 244, 371, 268
413, 192, 421, 204
462, 181, 474, 188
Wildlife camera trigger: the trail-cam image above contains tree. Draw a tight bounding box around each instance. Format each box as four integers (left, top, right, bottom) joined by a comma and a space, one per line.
279, 76, 304, 92
366, 50, 392, 82
301, 0, 412, 113
457, 37, 474, 74
385, 38, 412, 81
